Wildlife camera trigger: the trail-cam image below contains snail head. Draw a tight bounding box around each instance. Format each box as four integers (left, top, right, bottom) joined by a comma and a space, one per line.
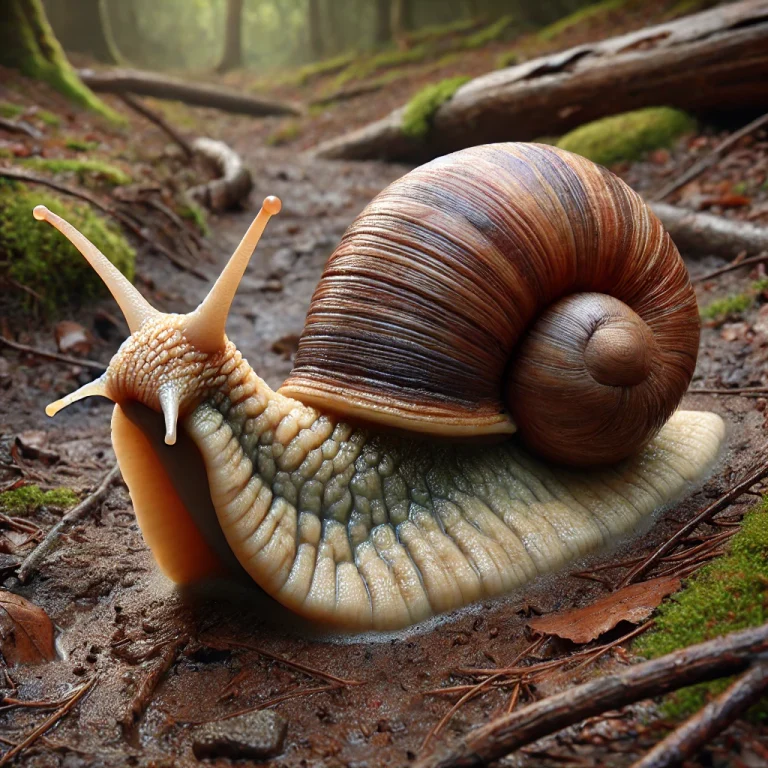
36, 196, 282, 446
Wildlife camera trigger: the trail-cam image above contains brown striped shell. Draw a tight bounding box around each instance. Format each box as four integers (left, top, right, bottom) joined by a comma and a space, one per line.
279, 143, 699, 466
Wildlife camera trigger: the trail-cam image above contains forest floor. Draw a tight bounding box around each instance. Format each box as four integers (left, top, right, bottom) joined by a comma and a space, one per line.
2, 1, 768, 766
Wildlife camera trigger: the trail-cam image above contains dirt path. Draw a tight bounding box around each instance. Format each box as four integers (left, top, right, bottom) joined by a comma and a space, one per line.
2, 135, 767, 766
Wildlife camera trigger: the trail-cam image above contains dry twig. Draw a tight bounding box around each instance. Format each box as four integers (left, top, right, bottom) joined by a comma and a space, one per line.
17, 465, 121, 583
417, 623, 768, 768
688, 387, 768, 397
617, 457, 768, 587
0, 676, 98, 767
117, 93, 194, 157
653, 112, 768, 201
630, 660, 768, 768
0, 335, 105, 372
691, 251, 768, 284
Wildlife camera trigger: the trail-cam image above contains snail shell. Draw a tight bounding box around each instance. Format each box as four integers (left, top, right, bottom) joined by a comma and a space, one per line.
281, 143, 699, 466
36, 143, 724, 630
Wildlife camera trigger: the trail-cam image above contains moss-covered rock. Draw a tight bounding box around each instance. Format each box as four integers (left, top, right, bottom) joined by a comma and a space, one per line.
0, 180, 135, 314
0, 484, 79, 515
402, 76, 470, 140
635, 502, 768, 719
556, 107, 695, 166
21, 157, 132, 186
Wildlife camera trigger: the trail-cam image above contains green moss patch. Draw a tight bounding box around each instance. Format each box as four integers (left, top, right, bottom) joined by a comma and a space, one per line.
556, 107, 695, 167
462, 15, 515, 50
0, 484, 78, 515
699, 278, 768, 326
0, 180, 135, 314
497, 50, 520, 69
21, 157, 131, 186
65, 138, 100, 152
402, 76, 470, 140
266, 120, 302, 147
179, 199, 209, 236
635, 502, 768, 719
334, 44, 431, 88
408, 17, 481, 45
538, 0, 628, 42
0, 102, 24, 119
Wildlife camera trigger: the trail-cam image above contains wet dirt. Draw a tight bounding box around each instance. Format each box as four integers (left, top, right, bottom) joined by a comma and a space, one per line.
3, 125, 768, 767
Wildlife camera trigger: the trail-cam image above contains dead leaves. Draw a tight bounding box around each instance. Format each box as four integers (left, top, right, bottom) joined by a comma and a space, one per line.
527, 576, 681, 644
0, 590, 56, 665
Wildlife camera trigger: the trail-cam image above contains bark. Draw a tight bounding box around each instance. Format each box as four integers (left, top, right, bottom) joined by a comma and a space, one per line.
375, 0, 392, 45
188, 138, 253, 212
312, 0, 768, 162
216, 0, 244, 73
0, 0, 120, 122
418, 621, 768, 768
43, 0, 118, 64
308, 0, 325, 60
77, 67, 302, 117
651, 203, 768, 262
391, 0, 412, 46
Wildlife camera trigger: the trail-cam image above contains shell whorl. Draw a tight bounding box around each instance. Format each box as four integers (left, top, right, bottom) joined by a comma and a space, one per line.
279, 143, 699, 466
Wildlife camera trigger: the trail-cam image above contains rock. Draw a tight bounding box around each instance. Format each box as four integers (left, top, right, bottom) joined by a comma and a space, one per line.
192, 709, 287, 761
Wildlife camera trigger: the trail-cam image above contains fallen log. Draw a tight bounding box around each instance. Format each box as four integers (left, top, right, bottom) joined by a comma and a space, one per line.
188, 137, 253, 212
418, 621, 768, 768
78, 67, 302, 118
651, 203, 768, 262
312, 0, 768, 162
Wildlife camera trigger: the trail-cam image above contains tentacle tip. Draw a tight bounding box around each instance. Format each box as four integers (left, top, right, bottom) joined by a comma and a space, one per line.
44, 401, 60, 418
263, 196, 281, 215
33, 205, 51, 222
164, 432, 177, 446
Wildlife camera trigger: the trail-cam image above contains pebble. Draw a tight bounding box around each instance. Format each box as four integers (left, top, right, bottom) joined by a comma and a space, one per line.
192, 709, 287, 761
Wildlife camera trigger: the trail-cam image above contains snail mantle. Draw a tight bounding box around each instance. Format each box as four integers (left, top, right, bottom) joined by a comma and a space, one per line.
38, 143, 724, 631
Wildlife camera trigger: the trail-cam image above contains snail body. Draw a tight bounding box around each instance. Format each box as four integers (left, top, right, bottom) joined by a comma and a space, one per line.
38, 143, 724, 630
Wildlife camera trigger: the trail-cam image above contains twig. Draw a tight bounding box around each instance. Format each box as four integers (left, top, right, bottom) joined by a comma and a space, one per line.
617, 456, 768, 588
653, 112, 768, 201
210, 637, 362, 688
691, 251, 768, 284
417, 622, 768, 768
0, 116, 42, 139
214, 684, 337, 721
0, 167, 209, 281
0, 676, 97, 767
630, 660, 768, 768
117, 93, 194, 157
688, 387, 768, 397
122, 637, 187, 730
0, 335, 105, 372
17, 465, 121, 583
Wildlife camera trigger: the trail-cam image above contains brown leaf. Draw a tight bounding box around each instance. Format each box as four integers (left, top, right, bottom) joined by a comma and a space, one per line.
0, 590, 56, 665
526, 576, 681, 644
15, 430, 60, 465
54, 321, 93, 356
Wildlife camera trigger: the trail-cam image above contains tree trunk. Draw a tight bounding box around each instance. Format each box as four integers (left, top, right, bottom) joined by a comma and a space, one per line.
391, 0, 412, 46
312, 0, 768, 162
0, 0, 120, 121
216, 0, 244, 73
308, 0, 325, 60
375, 0, 392, 45
43, 0, 118, 63
78, 67, 302, 117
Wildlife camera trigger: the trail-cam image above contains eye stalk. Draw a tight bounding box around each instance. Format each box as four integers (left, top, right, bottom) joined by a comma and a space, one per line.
36, 196, 282, 441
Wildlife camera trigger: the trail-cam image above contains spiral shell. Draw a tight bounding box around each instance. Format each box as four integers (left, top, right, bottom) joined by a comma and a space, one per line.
279, 143, 699, 466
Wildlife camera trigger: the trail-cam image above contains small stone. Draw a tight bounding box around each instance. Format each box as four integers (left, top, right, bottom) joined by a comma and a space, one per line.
192, 710, 287, 761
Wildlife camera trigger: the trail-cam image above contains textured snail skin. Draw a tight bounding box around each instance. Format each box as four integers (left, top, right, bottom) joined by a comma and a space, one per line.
34, 143, 726, 631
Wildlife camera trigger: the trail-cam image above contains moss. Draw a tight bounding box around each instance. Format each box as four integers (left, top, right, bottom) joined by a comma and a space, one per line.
497, 50, 520, 69
537, 0, 629, 42
556, 107, 695, 167
286, 52, 357, 87
407, 17, 481, 45
21, 157, 131, 186
664, 0, 716, 20
0, 484, 79, 515
178, 199, 209, 236
0, 102, 24, 119
635, 503, 768, 719
401, 76, 470, 140
65, 138, 100, 152
36, 109, 61, 127
334, 44, 430, 88
266, 120, 302, 147
0, 179, 135, 314
462, 15, 515, 50
699, 278, 768, 325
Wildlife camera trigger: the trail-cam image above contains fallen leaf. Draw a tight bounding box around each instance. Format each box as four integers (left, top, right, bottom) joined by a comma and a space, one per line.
15, 430, 60, 465
54, 321, 93, 356
0, 590, 56, 665
527, 576, 681, 644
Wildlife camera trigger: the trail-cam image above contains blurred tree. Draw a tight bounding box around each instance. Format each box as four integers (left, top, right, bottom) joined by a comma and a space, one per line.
217, 0, 244, 72
43, 0, 120, 63
375, 0, 392, 45
308, 0, 325, 59
0, 0, 120, 120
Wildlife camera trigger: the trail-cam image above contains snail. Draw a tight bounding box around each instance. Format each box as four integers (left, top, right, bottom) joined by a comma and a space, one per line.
37, 143, 724, 631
